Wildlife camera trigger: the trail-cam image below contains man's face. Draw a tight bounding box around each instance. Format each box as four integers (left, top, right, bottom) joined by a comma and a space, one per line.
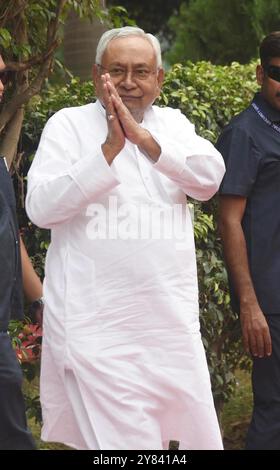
0, 55, 5, 103
257, 57, 280, 111
93, 36, 164, 120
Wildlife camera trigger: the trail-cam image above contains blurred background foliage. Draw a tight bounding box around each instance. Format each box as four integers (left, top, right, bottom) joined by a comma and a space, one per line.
108, 0, 280, 65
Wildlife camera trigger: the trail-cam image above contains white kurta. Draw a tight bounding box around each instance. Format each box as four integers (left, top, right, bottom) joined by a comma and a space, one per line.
26, 100, 225, 450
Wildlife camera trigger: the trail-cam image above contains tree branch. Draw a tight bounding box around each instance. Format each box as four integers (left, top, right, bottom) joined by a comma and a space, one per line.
46, 0, 67, 46
4, 41, 59, 72
0, 0, 28, 28
0, 55, 52, 133
0, 1, 65, 133
0, 106, 24, 167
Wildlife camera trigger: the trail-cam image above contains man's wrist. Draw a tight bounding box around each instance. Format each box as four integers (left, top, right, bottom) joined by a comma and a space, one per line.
101, 142, 122, 164
138, 130, 161, 162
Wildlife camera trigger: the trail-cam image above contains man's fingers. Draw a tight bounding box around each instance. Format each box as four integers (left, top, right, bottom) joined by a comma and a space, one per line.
263, 329, 272, 356
111, 94, 127, 117
241, 313, 272, 358
254, 332, 265, 358
248, 333, 258, 357
101, 75, 122, 125
105, 75, 119, 95
246, 328, 272, 358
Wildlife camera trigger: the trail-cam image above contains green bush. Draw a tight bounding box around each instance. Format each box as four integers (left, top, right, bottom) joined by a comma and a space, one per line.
159, 61, 257, 141
20, 61, 258, 416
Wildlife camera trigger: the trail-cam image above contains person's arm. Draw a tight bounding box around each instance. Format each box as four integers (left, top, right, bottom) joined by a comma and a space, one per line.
20, 236, 43, 326
26, 108, 121, 229
219, 194, 271, 357
104, 74, 225, 201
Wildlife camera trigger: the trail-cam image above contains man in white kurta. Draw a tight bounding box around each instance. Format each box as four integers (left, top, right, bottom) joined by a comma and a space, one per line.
26, 27, 225, 450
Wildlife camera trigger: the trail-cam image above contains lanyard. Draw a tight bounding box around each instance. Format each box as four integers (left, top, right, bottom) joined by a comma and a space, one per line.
251, 102, 280, 134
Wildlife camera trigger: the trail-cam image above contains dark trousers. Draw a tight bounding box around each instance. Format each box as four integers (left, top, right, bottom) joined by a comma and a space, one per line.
0, 333, 36, 450
246, 315, 280, 450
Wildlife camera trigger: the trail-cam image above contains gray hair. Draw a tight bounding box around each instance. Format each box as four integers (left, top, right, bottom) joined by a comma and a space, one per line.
95, 26, 162, 68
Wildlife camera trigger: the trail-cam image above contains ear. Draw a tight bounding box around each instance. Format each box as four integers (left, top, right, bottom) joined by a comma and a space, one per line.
256, 64, 265, 86
156, 68, 165, 95
92, 64, 99, 86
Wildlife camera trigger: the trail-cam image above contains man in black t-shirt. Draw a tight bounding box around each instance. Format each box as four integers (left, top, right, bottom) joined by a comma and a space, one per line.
217, 32, 280, 450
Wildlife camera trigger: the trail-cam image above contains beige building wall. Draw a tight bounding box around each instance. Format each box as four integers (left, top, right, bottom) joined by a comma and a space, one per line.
64, 2, 107, 81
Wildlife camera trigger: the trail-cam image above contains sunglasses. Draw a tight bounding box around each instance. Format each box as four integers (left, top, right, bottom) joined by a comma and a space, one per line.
264, 64, 280, 83
0, 69, 15, 85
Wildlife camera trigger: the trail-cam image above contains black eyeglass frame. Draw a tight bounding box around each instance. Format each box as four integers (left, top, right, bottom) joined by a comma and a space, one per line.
96, 64, 158, 81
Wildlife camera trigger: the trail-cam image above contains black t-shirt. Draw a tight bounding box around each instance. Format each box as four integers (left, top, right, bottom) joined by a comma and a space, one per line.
217, 92, 280, 315
0, 156, 23, 329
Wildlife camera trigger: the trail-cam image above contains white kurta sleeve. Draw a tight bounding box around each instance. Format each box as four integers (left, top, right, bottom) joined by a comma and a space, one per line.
151, 109, 225, 201
26, 109, 120, 229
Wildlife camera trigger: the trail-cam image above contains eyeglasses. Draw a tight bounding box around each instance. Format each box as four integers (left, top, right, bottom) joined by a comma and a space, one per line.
0, 69, 15, 85
264, 64, 280, 83
97, 64, 157, 81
